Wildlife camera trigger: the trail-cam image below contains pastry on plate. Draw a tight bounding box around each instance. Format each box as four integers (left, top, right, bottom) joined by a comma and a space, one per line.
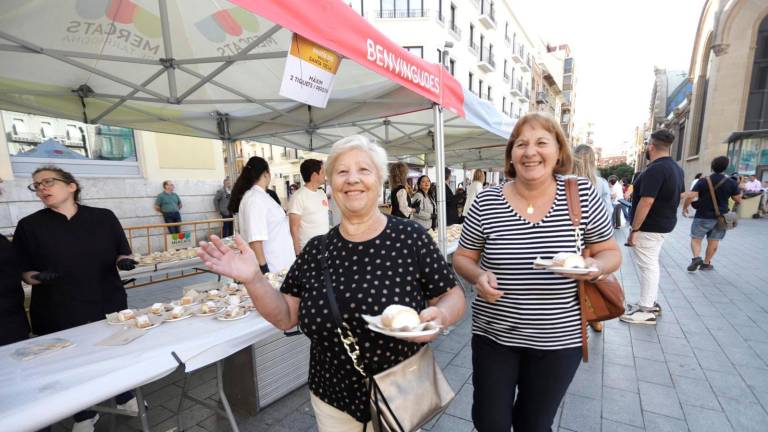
117, 309, 135, 322
135, 314, 152, 329
200, 301, 218, 314
150, 303, 165, 314
207, 289, 221, 299
223, 305, 244, 319
552, 252, 586, 269
381, 305, 421, 330
170, 305, 185, 319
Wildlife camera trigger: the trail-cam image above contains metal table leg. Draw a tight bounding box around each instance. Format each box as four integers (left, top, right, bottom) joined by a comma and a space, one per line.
172, 352, 239, 432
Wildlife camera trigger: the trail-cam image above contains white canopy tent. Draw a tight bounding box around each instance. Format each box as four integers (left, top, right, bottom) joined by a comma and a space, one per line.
0, 0, 513, 254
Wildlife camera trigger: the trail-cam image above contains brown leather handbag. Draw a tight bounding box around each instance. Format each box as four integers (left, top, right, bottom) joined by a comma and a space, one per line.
565, 178, 626, 361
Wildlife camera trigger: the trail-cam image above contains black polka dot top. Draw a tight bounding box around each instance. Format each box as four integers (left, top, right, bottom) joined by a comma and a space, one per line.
281, 216, 457, 422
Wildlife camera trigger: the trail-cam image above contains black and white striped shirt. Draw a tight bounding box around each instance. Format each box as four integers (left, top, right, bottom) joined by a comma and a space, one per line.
459, 175, 613, 349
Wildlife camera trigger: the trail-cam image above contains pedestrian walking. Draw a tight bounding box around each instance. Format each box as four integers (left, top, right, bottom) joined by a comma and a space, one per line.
621, 130, 685, 325
154, 180, 182, 233
288, 159, 330, 255
213, 177, 233, 237
453, 113, 620, 431
682, 156, 742, 271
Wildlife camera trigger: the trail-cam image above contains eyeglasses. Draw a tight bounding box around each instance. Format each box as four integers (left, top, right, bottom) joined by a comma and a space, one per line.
27, 177, 66, 192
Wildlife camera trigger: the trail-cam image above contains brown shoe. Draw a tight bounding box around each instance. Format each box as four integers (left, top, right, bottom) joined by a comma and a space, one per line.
588, 321, 604, 332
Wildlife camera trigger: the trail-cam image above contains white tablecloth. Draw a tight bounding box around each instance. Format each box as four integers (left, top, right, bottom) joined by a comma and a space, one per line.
0, 311, 281, 432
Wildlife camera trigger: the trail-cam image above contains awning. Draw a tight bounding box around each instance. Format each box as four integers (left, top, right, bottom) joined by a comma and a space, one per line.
726, 129, 768, 143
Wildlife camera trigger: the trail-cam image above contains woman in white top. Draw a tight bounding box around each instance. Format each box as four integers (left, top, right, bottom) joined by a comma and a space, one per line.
462, 169, 485, 217
411, 175, 436, 229
228, 156, 295, 273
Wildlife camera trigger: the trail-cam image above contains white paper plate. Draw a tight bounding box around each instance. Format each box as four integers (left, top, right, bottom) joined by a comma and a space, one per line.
105, 312, 137, 325
135, 321, 162, 330
361, 314, 441, 338
366, 323, 441, 338
532, 257, 597, 275
164, 312, 193, 322
194, 307, 223, 317
216, 310, 250, 321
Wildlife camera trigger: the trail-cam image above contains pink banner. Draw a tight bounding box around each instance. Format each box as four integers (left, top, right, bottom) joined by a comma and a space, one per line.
230, 0, 465, 117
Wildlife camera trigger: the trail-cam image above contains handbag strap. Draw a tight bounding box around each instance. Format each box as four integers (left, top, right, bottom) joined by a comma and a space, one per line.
705, 176, 722, 217
319, 232, 368, 377
564, 177, 589, 362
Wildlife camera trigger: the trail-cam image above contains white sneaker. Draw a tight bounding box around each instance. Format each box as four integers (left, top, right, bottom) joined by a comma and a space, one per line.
72, 414, 99, 432
117, 397, 139, 413
620, 310, 657, 325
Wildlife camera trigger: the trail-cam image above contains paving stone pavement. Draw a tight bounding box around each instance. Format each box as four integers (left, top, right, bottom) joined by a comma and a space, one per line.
49, 216, 768, 431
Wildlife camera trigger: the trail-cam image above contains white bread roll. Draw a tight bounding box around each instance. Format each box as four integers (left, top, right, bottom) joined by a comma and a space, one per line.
552, 252, 586, 269
381, 305, 421, 330
135, 314, 151, 328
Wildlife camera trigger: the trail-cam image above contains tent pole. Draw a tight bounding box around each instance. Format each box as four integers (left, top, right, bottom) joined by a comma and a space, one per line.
433, 104, 447, 258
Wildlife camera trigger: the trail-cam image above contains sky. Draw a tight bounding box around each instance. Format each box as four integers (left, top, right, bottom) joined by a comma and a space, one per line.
512, 0, 707, 156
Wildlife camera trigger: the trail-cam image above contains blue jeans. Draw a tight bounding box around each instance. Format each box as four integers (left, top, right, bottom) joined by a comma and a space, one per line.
162, 211, 181, 233
690, 217, 726, 240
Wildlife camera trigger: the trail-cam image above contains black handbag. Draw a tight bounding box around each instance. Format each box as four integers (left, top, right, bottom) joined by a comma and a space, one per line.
318, 233, 454, 432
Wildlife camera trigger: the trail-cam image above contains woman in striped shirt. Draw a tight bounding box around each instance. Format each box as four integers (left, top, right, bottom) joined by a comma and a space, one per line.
453, 113, 621, 432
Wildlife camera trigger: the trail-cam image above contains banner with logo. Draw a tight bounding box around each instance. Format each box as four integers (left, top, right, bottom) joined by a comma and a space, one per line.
167, 231, 195, 250
279, 33, 341, 108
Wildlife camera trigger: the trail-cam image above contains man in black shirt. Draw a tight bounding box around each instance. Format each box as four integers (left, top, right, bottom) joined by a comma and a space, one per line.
682, 156, 742, 271
444, 167, 460, 225
621, 130, 685, 325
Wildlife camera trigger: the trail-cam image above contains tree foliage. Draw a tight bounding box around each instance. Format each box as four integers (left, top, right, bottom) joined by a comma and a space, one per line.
599, 163, 635, 182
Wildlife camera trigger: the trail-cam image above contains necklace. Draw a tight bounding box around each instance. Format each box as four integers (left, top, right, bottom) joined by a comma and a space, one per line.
526, 203, 534, 215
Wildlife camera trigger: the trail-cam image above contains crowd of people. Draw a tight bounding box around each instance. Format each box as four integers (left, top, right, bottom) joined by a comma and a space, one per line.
3, 109, 767, 432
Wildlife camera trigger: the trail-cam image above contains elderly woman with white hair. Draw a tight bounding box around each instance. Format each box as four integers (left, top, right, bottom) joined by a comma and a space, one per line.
197, 135, 466, 431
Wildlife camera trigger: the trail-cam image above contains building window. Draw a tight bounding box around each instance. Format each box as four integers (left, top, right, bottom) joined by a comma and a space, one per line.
404, 46, 423, 58
468, 72, 474, 92
479, 79, 484, 98
479, 34, 485, 59
437, 0, 443, 21
487, 85, 492, 101
676, 121, 685, 161
469, 24, 475, 47
449, 58, 456, 75
437, 48, 442, 63
690, 36, 713, 156
40, 121, 54, 139
94, 126, 136, 160
379, 0, 424, 18
745, 16, 768, 130
502, 96, 507, 113
450, 3, 457, 28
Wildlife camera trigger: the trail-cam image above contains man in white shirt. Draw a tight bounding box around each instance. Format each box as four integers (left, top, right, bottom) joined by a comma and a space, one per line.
288, 159, 330, 254
744, 174, 763, 196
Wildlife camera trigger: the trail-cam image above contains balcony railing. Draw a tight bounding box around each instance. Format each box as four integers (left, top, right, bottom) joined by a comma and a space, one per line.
468, 40, 479, 55
478, 1, 496, 27
449, 22, 462, 39
536, 91, 550, 104
376, 9, 429, 19
503, 72, 510, 82
478, 50, 495, 72
436, 11, 444, 23
512, 45, 524, 64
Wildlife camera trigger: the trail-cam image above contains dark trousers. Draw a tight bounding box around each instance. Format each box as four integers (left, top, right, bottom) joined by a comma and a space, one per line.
73, 391, 134, 422
222, 218, 234, 237
162, 211, 181, 233
471, 334, 582, 432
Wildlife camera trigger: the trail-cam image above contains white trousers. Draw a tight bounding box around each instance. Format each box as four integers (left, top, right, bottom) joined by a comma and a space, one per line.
632, 231, 667, 308
311, 392, 372, 432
